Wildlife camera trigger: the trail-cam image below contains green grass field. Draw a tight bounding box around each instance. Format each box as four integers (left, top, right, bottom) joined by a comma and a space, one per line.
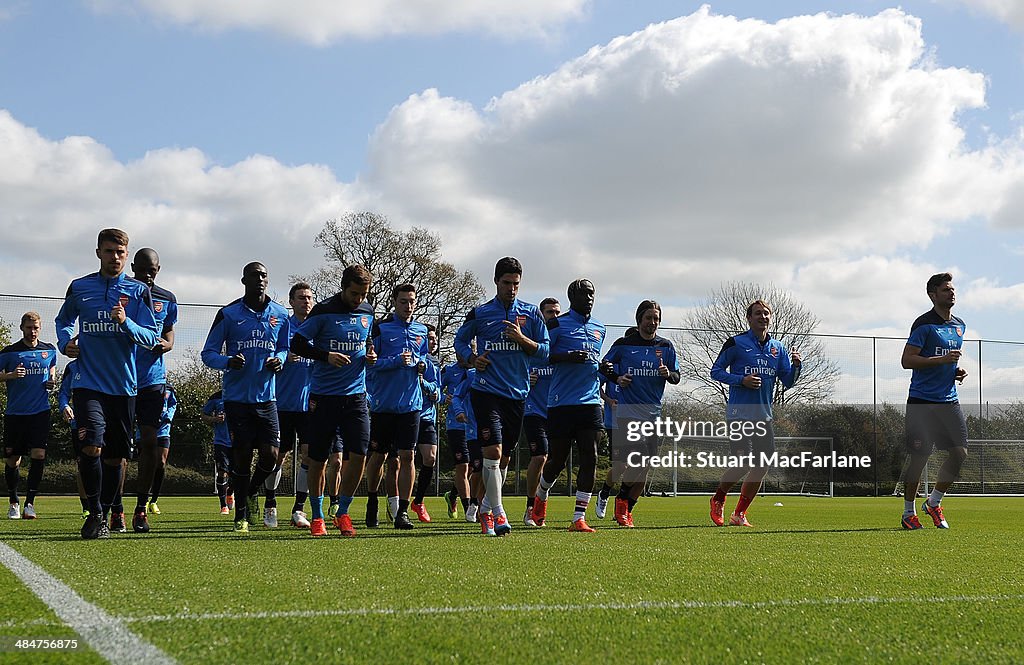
1, 495, 1023, 664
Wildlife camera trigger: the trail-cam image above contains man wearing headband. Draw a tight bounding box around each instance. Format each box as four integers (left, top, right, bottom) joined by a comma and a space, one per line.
533, 279, 606, 532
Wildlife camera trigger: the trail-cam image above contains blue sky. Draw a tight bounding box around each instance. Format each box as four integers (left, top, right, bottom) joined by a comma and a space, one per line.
3, 0, 1024, 348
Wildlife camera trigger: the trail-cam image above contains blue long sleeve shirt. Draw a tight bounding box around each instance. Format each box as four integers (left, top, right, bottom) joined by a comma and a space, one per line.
201, 296, 290, 403
136, 283, 178, 389
290, 297, 375, 397
453, 297, 549, 401
601, 331, 680, 421
55, 272, 160, 396
368, 315, 430, 414
710, 330, 799, 421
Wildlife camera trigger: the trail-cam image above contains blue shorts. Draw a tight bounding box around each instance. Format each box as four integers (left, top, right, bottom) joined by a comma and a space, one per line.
447, 428, 469, 466
469, 389, 524, 449
279, 410, 310, 455
418, 419, 437, 447
308, 393, 369, 462
523, 414, 549, 457
4, 411, 50, 456
135, 384, 165, 428
73, 388, 135, 459
214, 444, 232, 474
547, 404, 603, 439
224, 401, 280, 451
369, 411, 420, 455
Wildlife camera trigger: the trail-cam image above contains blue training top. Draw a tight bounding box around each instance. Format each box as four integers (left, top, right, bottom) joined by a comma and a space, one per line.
906, 310, 965, 402
136, 283, 178, 389
277, 313, 314, 411
201, 296, 290, 403
601, 331, 680, 421
710, 329, 799, 421
454, 297, 549, 402
55, 272, 160, 396
0, 340, 57, 415
547, 309, 606, 408
368, 314, 430, 414
291, 296, 375, 397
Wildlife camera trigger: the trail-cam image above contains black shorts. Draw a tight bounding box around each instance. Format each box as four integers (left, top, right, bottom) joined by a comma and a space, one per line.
278, 410, 310, 454
468, 438, 483, 474
447, 428, 469, 466
469, 389, 525, 449
523, 415, 549, 457
547, 404, 604, 439
213, 444, 232, 474
73, 388, 135, 459
369, 411, 420, 455
418, 419, 437, 447
729, 420, 776, 457
609, 416, 661, 462
906, 399, 968, 456
135, 384, 165, 428
3, 411, 50, 456
224, 401, 280, 451
308, 393, 370, 462
156, 436, 170, 450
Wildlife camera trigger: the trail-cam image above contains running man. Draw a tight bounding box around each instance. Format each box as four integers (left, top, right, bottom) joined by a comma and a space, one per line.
201, 262, 290, 533
899, 272, 968, 530
274, 282, 315, 528
202, 389, 233, 515
289, 264, 376, 537
411, 324, 441, 522
522, 297, 559, 526
58, 359, 90, 517
55, 228, 160, 539
440, 361, 468, 519
454, 257, 549, 536
709, 299, 801, 528
144, 385, 177, 515
1, 312, 58, 519
129, 248, 177, 533
532, 280, 605, 533
600, 303, 680, 527
365, 284, 430, 531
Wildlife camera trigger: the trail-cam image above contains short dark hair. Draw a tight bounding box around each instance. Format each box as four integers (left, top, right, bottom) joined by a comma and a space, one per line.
392, 283, 416, 300
20, 311, 41, 327
625, 326, 638, 337
494, 257, 522, 283
539, 297, 559, 309
746, 299, 771, 317
341, 264, 372, 289
97, 228, 129, 248
424, 322, 436, 333
926, 272, 953, 294
289, 282, 312, 299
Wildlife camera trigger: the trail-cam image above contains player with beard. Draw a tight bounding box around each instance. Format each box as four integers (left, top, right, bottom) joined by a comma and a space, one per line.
600, 303, 680, 527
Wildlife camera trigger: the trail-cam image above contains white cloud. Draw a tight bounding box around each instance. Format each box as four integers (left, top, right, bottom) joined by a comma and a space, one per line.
86, 0, 588, 43
941, 0, 1024, 31
365, 8, 1024, 303
0, 110, 364, 307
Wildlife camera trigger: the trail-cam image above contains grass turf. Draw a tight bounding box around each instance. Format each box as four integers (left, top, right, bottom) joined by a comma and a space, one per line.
1, 495, 1022, 664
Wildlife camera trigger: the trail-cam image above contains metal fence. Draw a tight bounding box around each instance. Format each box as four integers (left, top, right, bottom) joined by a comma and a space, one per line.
3, 293, 1024, 497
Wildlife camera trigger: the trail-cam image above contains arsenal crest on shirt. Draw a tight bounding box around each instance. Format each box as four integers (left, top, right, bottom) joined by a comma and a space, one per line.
516, 315, 528, 328
41, 351, 48, 359
119, 295, 129, 308
361, 316, 369, 328
154, 300, 164, 313
770, 346, 779, 357
269, 316, 279, 328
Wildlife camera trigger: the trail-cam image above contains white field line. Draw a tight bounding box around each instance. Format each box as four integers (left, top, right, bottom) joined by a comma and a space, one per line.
0, 541, 177, 665
121, 593, 1024, 624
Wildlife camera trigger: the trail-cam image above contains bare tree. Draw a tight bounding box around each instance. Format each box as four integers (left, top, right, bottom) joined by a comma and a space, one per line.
671, 282, 839, 407
294, 212, 484, 363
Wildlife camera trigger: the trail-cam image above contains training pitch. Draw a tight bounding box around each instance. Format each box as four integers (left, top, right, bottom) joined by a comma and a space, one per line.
1, 496, 1022, 664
